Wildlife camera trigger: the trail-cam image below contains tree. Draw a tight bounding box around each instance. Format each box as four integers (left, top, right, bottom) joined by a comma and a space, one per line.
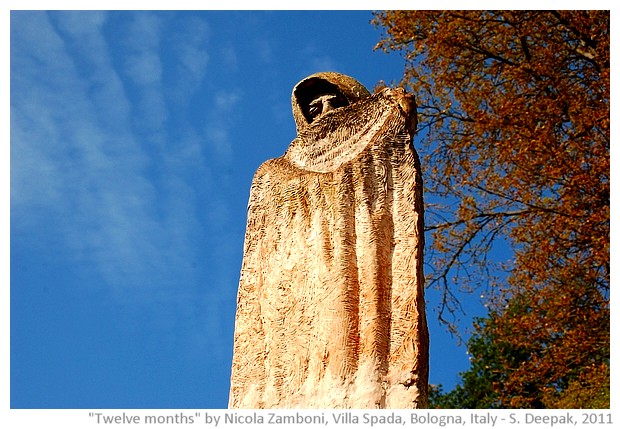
428, 315, 505, 409
373, 11, 609, 407
489, 273, 609, 408
431, 287, 609, 408
429, 314, 527, 409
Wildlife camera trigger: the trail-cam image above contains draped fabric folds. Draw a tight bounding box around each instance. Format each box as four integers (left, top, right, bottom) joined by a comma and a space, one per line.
229, 73, 428, 408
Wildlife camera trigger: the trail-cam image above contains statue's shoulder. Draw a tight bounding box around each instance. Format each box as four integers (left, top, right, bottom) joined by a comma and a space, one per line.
252, 156, 297, 183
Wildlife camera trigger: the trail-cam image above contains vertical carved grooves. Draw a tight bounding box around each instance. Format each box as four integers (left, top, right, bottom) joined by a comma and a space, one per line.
331, 166, 360, 378
230, 90, 427, 409
385, 129, 429, 407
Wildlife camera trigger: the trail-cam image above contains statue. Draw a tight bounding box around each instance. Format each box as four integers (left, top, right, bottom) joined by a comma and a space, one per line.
229, 72, 428, 408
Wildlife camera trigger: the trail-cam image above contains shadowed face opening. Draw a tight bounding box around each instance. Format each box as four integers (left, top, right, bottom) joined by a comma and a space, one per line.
295, 77, 351, 124
307, 93, 349, 122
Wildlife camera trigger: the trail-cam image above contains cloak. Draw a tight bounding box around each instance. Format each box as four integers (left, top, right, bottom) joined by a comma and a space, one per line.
229, 72, 428, 408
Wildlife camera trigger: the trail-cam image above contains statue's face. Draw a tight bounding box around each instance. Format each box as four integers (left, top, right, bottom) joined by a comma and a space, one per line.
292, 73, 371, 131
307, 92, 349, 122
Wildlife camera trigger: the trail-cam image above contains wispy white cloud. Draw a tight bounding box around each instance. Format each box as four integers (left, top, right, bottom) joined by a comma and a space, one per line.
125, 50, 163, 86
11, 13, 245, 374
172, 16, 210, 94
11, 11, 203, 295
305, 55, 339, 75
204, 125, 232, 161
298, 42, 340, 76
125, 12, 162, 52
254, 38, 274, 64
214, 91, 241, 112
122, 12, 167, 144
204, 89, 242, 163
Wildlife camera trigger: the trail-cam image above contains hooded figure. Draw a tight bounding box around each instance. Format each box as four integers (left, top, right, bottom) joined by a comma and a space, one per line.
229, 72, 428, 408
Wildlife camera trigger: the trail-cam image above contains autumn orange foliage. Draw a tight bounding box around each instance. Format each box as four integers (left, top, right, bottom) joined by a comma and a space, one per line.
373, 11, 609, 407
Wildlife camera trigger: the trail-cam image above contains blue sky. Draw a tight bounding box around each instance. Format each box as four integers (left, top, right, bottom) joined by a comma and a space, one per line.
10, 10, 491, 409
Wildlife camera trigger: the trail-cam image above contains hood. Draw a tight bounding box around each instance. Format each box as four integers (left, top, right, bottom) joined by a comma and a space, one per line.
291, 72, 371, 132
